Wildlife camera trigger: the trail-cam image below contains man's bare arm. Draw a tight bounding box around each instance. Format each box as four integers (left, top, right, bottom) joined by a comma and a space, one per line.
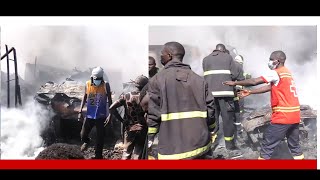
224, 77, 265, 86
79, 86, 87, 113
239, 84, 271, 98
249, 84, 271, 94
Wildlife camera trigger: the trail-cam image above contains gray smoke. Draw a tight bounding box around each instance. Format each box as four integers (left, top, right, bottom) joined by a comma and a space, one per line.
1, 98, 54, 159
1, 26, 148, 96
149, 26, 317, 109
1, 26, 147, 159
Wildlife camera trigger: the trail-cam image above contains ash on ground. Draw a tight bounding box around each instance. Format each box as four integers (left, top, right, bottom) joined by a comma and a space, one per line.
82, 141, 124, 159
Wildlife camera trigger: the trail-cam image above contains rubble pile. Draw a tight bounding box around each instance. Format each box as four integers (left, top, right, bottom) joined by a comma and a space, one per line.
83, 143, 124, 159
35, 143, 85, 159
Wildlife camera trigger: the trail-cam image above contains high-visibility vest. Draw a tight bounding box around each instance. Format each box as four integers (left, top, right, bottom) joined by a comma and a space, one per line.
86, 80, 109, 119
271, 67, 300, 124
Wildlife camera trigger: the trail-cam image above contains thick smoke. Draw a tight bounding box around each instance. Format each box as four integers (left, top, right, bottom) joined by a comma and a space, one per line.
149, 26, 317, 109
0, 98, 54, 159
1, 26, 148, 96
1, 26, 147, 159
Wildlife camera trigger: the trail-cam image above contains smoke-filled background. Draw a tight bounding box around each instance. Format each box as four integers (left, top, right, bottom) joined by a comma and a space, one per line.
1, 26, 147, 159
1, 99, 54, 159
2, 26, 147, 93
149, 26, 317, 109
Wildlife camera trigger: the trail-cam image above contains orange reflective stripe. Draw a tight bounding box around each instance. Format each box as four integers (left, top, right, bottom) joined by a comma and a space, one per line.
279, 73, 291, 76
273, 106, 300, 109
279, 73, 292, 79
273, 109, 300, 112
272, 106, 300, 112
280, 76, 292, 79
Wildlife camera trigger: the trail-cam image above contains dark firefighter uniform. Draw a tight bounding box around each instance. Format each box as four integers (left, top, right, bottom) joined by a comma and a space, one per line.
202, 50, 243, 149
233, 61, 247, 126
109, 91, 147, 160
148, 60, 214, 160
149, 67, 159, 78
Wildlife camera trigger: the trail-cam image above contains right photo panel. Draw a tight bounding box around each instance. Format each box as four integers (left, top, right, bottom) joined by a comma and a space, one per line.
147, 26, 317, 160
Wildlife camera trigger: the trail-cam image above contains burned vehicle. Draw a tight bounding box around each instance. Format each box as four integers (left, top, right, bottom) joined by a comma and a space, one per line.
34, 79, 137, 146
241, 105, 317, 151
35, 80, 86, 144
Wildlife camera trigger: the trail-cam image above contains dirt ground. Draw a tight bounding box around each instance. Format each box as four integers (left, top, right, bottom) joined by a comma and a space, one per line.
38, 116, 317, 160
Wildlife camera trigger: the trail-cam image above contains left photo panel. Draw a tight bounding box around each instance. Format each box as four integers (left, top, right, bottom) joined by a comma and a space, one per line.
0, 26, 148, 159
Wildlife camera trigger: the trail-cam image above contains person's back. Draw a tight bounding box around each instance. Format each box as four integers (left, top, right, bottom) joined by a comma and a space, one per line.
122, 91, 146, 127
109, 75, 149, 160
203, 50, 237, 97
151, 60, 211, 159
148, 42, 211, 160
202, 44, 242, 152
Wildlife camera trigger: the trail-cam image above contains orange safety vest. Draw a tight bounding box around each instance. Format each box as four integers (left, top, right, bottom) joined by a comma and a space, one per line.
271, 67, 300, 124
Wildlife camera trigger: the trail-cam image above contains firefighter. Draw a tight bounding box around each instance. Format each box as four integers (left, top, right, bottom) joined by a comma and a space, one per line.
149, 56, 159, 78
202, 43, 244, 151
233, 55, 251, 127
107, 75, 149, 160
78, 66, 112, 159
147, 41, 215, 160
224, 50, 304, 160
235, 55, 252, 80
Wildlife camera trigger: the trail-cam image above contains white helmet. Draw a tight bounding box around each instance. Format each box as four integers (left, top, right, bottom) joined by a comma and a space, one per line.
91, 66, 104, 79
235, 55, 244, 64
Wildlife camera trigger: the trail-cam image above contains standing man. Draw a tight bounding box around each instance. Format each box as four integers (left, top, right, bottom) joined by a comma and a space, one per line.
108, 75, 149, 160
202, 43, 243, 150
148, 41, 214, 160
149, 56, 159, 78
224, 50, 304, 160
233, 55, 249, 127
78, 66, 112, 159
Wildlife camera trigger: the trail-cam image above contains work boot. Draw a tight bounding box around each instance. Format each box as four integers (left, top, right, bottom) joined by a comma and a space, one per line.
80, 142, 89, 152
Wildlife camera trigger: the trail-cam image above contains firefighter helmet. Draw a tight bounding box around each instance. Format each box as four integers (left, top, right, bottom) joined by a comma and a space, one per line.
235, 55, 244, 64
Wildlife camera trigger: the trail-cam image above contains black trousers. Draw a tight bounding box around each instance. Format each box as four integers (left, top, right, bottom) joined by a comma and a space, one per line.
214, 97, 236, 145
234, 99, 244, 124
234, 99, 240, 124
80, 117, 105, 158
260, 123, 303, 159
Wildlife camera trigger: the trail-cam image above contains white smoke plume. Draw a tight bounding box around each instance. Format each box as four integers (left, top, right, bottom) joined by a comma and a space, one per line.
0, 98, 54, 159
1, 26, 147, 159
149, 26, 317, 109
1, 26, 148, 96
